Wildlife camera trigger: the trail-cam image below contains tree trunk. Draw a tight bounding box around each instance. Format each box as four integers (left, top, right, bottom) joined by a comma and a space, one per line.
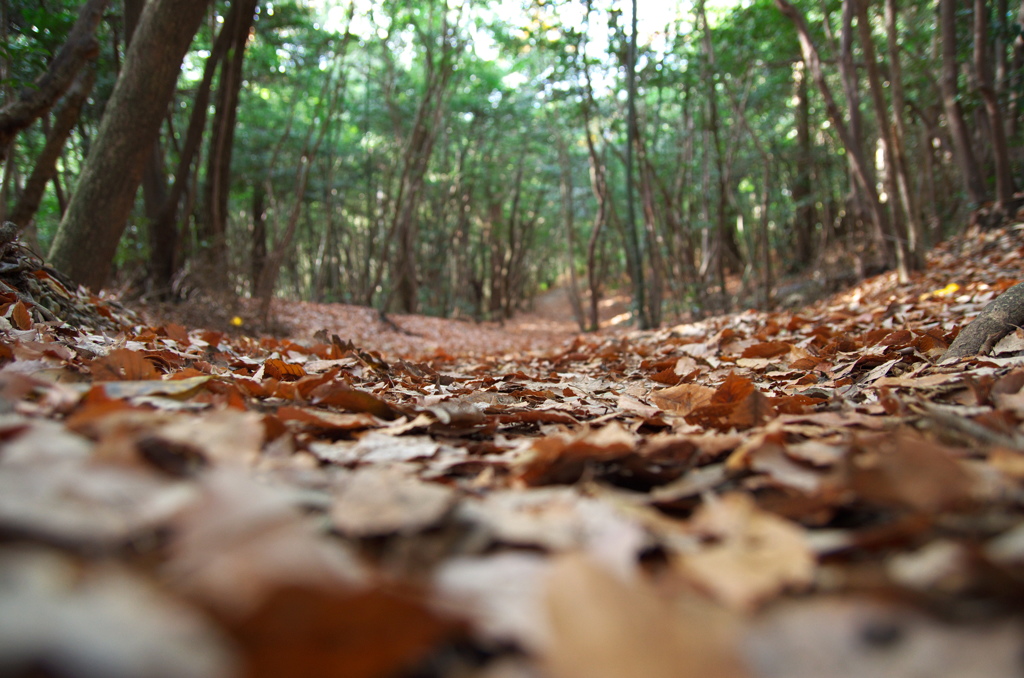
581, 91, 608, 332
623, 0, 650, 329
200, 0, 259, 291
838, 0, 874, 229
973, 0, 1016, 212
557, 137, 586, 330
855, 0, 914, 279
884, 0, 927, 258
125, 0, 170, 289
251, 184, 267, 291
0, 0, 108, 156
775, 0, 895, 270
1007, 0, 1024, 140
147, 1, 242, 293
791, 62, 815, 269
939, 0, 988, 204
47, 0, 210, 291
8, 66, 95, 231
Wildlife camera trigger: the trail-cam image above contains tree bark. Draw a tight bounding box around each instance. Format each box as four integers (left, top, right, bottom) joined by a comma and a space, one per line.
557, 137, 586, 330
855, 0, 915, 279
147, 1, 241, 293
623, 0, 650, 329
838, 0, 875, 234
581, 78, 608, 332
200, 0, 259, 291
884, 0, 927, 258
0, 0, 108, 155
775, 0, 895, 269
791, 62, 815, 269
47, 0, 210, 290
973, 0, 1016, 212
939, 0, 988, 204
941, 282, 1024, 362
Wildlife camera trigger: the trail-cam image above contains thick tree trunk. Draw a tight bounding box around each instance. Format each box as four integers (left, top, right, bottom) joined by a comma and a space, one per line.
125, 0, 170, 288
47, 0, 209, 291
0, 0, 108, 155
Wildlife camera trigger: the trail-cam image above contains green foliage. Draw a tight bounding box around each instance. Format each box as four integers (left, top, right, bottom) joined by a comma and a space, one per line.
2, 0, 1007, 315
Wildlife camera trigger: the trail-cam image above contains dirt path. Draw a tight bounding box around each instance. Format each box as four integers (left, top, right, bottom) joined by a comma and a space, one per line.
143, 286, 638, 360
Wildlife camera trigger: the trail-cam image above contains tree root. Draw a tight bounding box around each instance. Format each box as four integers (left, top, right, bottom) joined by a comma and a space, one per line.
940, 281, 1024, 363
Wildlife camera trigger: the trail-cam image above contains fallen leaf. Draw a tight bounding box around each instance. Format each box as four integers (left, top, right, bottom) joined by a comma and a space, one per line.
331, 465, 457, 537
544, 554, 748, 678
676, 493, 815, 610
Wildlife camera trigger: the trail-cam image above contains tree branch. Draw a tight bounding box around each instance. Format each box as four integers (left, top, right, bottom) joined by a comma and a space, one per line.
0, 0, 109, 150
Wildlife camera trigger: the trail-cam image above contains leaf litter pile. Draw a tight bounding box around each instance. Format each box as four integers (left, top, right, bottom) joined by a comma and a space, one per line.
3, 225, 1024, 678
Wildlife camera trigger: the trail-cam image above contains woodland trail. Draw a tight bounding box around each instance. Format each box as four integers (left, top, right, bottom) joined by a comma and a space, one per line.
2, 223, 1024, 678
146, 281, 634, 361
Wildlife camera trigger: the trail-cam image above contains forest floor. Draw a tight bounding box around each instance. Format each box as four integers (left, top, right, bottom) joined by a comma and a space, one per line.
2, 223, 1024, 678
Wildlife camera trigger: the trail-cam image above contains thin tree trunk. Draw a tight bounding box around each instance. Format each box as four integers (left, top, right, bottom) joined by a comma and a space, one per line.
939, 0, 988, 204
557, 137, 586, 330
856, 0, 914, 279
147, 0, 240, 293
251, 184, 266, 291
581, 74, 608, 333
791, 62, 815, 269
885, 0, 927, 257
838, 0, 873, 227
775, 0, 895, 270
623, 0, 650, 328
200, 0, 259, 291
1007, 0, 1024, 139
8, 66, 95, 230
974, 0, 1016, 212
255, 18, 353, 322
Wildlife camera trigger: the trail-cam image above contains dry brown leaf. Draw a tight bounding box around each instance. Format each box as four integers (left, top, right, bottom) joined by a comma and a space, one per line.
650, 383, 715, 416
676, 493, 815, 610
166, 470, 365, 616
227, 584, 462, 678
544, 554, 748, 678
91, 348, 162, 381
331, 465, 457, 537
847, 432, 976, 513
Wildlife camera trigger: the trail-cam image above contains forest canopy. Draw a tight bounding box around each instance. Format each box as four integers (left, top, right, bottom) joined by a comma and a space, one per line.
1, 0, 1020, 329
